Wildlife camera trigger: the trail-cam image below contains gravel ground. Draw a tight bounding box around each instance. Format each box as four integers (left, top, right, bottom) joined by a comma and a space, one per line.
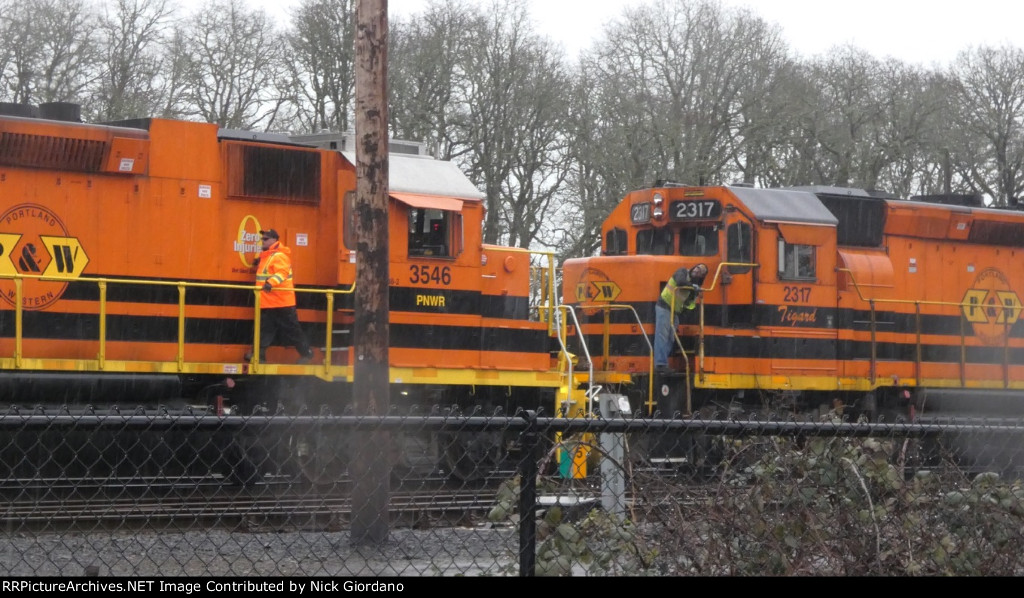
0, 526, 520, 577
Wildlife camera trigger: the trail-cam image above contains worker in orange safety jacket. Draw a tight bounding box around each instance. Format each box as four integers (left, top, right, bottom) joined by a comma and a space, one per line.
244, 228, 313, 364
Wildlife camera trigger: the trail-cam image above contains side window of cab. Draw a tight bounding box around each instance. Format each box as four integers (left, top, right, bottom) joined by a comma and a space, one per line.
409, 208, 461, 258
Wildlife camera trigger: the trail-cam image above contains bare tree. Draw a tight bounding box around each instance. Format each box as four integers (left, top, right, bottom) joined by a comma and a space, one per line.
0, 0, 98, 105
0, 0, 35, 102
389, 0, 479, 160
555, 61, 615, 259
782, 49, 950, 195
153, 25, 198, 119
789, 47, 889, 188
178, 0, 288, 130
868, 61, 949, 197
731, 61, 817, 188
593, 0, 786, 186
285, 0, 356, 134
90, 0, 177, 121
457, 0, 573, 247
563, 0, 788, 256
947, 45, 1024, 206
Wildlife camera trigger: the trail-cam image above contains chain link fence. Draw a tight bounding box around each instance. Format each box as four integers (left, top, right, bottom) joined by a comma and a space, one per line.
2, 399, 1024, 576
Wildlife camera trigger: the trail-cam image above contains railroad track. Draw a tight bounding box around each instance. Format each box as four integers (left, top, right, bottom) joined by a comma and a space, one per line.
0, 474, 508, 531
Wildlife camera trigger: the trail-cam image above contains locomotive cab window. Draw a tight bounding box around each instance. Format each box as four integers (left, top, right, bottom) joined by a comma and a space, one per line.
605, 228, 627, 256
679, 223, 719, 256
343, 191, 355, 250
727, 221, 752, 274
636, 227, 674, 255
778, 240, 815, 280
409, 208, 460, 258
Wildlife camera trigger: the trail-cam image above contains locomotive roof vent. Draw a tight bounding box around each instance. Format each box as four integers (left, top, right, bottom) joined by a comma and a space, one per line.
653, 179, 690, 188
910, 193, 985, 207
218, 128, 299, 145
865, 188, 900, 199
0, 102, 83, 122
38, 102, 82, 122
0, 102, 39, 118
787, 185, 873, 198
290, 129, 426, 156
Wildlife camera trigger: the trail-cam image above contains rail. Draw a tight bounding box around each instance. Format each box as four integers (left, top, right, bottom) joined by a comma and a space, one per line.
565, 303, 656, 413
837, 267, 1020, 387
552, 305, 596, 414
0, 272, 354, 379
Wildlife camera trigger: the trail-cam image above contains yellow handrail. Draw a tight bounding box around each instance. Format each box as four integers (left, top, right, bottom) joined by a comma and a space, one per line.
570, 302, 654, 412
837, 267, 1019, 386
0, 272, 355, 371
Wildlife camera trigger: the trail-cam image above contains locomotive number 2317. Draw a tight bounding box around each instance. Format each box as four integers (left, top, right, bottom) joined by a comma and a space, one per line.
783, 286, 811, 303
669, 200, 722, 220
409, 265, 452, 285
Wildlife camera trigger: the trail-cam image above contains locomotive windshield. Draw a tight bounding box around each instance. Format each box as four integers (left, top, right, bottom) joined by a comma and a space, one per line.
636, 227, 673, 255
679, 223, 719, 256
636, 223, 719, 256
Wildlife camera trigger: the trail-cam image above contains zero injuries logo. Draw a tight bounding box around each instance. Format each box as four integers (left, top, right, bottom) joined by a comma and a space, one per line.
234, 215, 264, 270
961, 268, 1022, 344
573, 267, 621, 303
0, 204, 89, 310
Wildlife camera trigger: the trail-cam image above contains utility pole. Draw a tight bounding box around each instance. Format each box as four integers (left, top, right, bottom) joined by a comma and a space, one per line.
350, 0, 389, 546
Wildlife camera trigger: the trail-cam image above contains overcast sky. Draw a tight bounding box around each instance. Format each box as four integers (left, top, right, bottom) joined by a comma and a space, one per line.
381, 0, 1022, 66
238, 0, 1024, 67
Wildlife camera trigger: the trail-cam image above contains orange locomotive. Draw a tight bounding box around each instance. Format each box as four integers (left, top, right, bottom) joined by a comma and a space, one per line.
0, 103, 565, 479
562, 183, 1024, 423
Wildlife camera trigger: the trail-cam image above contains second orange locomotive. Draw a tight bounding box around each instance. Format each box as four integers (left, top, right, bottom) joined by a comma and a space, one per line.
562, 183, 1024, 422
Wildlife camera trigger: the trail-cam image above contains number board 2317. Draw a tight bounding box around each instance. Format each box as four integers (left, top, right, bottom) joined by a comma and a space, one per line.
669, 199, 721, 221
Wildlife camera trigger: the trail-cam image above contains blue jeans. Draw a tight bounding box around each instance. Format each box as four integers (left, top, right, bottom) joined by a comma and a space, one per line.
654, 303, 677, 368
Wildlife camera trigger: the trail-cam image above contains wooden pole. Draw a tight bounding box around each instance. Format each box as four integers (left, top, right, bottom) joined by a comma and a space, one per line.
350, 0, 390, 546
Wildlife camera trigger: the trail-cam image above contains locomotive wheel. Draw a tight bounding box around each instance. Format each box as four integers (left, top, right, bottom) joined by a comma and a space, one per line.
290, 431, 348, 485
441, 431, 508, 481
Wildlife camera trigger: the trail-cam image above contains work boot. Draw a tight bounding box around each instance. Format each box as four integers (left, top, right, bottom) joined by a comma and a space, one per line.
296, 351, 313, 365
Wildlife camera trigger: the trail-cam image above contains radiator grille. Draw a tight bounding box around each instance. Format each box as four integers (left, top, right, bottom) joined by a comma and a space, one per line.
0, 132, 107, 172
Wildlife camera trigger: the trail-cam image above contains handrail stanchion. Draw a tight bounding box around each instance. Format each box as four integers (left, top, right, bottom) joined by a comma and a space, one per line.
557, 305, 598, 413
324, 291, 335, 374
177, 282, 186, 371
14, 277, 22, 369
98, 280, 107, 370
252, 288, 262, 370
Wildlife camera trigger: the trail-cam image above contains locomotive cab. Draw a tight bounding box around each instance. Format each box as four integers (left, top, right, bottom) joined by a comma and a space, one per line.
562, 184, 843, 419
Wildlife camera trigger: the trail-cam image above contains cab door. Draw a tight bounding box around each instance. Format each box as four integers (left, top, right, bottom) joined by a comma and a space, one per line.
767, 224, 839, 383
720, 210, 755, 327
390, 194, 481, 370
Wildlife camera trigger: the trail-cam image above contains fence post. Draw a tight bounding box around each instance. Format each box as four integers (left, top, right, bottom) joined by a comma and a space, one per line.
599, 394, 629, 520
518, 409, 539, 577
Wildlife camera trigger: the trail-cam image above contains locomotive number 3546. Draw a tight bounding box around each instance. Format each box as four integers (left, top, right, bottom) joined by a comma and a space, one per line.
409, 265, 452, 285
